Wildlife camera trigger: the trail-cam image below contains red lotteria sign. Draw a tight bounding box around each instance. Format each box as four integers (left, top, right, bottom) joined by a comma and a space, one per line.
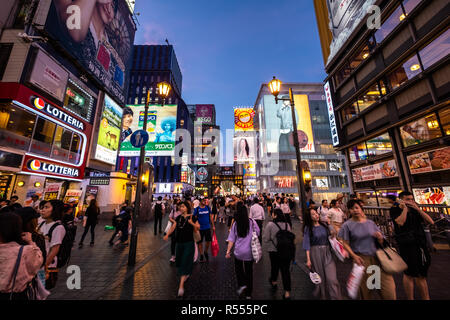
22, 155, 85, 180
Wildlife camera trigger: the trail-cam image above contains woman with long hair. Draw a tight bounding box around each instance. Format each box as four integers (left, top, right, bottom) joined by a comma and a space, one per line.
303, 208, 341, 300
238, 138, 250, 160
164, 201, 200, 298
226, 204, 260, 300
263, 208, 293, 299
338, 200, 396, 300
79, 199, 100, 248
168, 199, 182, 263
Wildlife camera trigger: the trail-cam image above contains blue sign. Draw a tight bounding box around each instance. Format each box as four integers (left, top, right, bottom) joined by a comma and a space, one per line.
130, 130, 149, 148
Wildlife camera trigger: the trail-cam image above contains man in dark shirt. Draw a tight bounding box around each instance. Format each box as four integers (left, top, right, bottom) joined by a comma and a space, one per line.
389, 191, 434, 300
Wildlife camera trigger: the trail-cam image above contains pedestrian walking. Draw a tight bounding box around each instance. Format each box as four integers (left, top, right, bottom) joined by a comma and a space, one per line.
153, 196, 165, 236
226, 205, 260, 300
0, 212, 43, 300
168, 199, 182, 263
79, 199, 100, 248
218, 198, 226, 223
37, 200, 66, 290
328, 200, 346, 235
303, 208, 341, 300
338, 200, 396, 300
163, 201, 200, 298
390, 191, 434, 300
211, 197, 218, 223
193, 197, 215, 262
263, 208, 294, 299
317, 200, 330, 224
249, 198, 265, 243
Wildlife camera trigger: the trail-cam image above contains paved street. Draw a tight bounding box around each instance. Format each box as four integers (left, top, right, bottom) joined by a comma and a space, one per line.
48, 212, 450, 300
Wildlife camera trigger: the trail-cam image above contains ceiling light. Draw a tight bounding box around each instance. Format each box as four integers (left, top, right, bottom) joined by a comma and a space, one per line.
410, 64, 420, 71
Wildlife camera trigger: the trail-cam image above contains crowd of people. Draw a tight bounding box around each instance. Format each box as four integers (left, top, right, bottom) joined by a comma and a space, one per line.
0, 190, 436, 301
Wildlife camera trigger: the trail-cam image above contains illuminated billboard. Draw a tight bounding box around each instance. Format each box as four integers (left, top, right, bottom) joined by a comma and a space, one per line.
195, 105, 214, 124
263, 94, 315, 154
234, 108, 255, 131
234, 136, 256, 163
119, 104, 178, 156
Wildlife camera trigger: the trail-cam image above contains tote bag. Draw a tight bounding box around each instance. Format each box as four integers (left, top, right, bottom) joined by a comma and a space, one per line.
250, 219, 262, 263
376, 241, 408, 274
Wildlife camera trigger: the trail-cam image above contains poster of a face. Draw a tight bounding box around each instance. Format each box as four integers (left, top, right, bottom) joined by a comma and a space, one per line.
119, 104, 178, 156
234, 137, 256, 162
46, 0, 136, 104
263, 94, 315, 154
95, 95, 123, 165
234, 108, 255, 131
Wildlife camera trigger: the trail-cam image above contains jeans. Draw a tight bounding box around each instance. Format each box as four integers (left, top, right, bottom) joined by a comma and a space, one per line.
80, 222, 96, 244
154, 213, 163, 235
269, 252, 291, 291
234, 258, 254, 297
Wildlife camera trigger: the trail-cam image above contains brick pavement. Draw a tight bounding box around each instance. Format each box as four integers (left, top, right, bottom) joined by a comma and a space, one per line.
47, 210, 450, 300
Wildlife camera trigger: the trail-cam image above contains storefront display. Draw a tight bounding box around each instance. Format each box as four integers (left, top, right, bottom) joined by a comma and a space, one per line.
413, 187, 449, 205
352, 159, 398, 182
63, 189, 83, 205
407, 146, 450, 174
43, 182, 63, 201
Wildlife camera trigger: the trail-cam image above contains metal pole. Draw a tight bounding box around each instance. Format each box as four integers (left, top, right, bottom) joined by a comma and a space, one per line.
128, 90, 150, 266
288, 88, 308, 219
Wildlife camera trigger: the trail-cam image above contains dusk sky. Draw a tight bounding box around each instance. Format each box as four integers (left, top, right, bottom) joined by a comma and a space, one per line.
133, 0, 327, 163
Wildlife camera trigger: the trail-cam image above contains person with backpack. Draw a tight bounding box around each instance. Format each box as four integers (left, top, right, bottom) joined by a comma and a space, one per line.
303, 208, 341, 300
153, 197, 165, 236
37, 200, 68, 290
79, 199, 100, 248
226, 204, 260, 300
263, 208, 295, 299
193, 197, 215, 262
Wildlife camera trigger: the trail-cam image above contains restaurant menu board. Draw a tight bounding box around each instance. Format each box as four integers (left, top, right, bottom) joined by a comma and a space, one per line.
63, 189, 83, 205
413, 187, 449, 205
43, 183, 63, 201
352, 160, 398, 182
407, 146, 450, 174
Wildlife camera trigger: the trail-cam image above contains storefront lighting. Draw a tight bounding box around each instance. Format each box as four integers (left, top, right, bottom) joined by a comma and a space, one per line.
427, 120, 439, 129
410, 64, 420, 71
34, 182, 41, 187
17, 181, 25, 187
362, 53, 369, 59
399, 13, 406, 21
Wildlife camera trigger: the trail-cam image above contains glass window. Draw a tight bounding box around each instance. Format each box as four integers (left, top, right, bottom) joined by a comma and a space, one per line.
388, 55, 422, 90
0, 103, 36, 151
438, 108, 450, 136
335, 61, 352, 87
342, 102, 358, 121
375, 6, 405, 44
419, 29, 450, 70
366, 133, 392, 157
69, 133, 82, 164
310, 161, 327, 171
349, 45, 370, 70
357, 82, 383, 112
30, 117, 56, 157
51, 126, 72, 162
349, 142, 368, 163
63, 80, 93, 122
402, 0, 422, 14
400, 113, 442, 147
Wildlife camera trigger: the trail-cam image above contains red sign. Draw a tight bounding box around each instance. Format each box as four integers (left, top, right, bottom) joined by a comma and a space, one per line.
22, 155, 84, 180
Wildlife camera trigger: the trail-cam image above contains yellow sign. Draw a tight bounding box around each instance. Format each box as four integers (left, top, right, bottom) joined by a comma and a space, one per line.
234, 108, 255, 131
294, 95, 315, 153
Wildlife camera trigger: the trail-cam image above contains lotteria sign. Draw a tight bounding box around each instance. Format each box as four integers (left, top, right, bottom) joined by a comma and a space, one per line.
23, 156, 83, 180
31, 96, 84, 130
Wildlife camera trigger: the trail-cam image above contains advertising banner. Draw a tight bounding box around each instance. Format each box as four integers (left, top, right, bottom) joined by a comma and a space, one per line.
324, 81, 339, 146
274, 176, 296, 189
413, 187, 449, 205
82, 186, 99, 209
234, 136, 256, 162
400, 117, 442, 147
352, 159, 398, 182
119, 104, 178, 156
195, 105, 214, 124
44, 0, 136, 104
43, 182, 63, 201
263, 94, 315, 154
407, 146, 450, 175
28, 49, 69, 102
95, 95, 123, 165
234, 108, 255, 131
315, 177, 329, 189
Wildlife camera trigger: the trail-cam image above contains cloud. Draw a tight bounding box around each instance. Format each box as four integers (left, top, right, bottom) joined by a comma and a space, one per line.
141, 22, 167, 45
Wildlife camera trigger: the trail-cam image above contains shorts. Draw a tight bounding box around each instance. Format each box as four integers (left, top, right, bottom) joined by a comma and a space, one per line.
399, 244, 431, 278
198, 229, 212, 243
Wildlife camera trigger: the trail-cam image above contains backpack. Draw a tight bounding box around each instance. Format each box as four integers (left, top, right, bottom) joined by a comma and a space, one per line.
155, 202, 163, 215
272, 222, 296, 261
40, 221, 76, 268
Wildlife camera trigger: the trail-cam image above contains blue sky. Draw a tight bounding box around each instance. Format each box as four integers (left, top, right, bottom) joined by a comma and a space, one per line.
133, 0, 327, 163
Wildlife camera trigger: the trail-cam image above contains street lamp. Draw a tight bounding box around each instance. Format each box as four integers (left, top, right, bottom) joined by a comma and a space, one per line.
268, 76, 308, 219
128, 81, 171, 266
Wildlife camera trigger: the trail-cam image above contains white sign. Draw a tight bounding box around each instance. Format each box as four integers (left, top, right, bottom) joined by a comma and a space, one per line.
324, 81, 339, 146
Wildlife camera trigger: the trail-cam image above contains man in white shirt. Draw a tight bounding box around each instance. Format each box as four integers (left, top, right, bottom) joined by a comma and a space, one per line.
328, 199, 346, 234
249, 198, 265, 243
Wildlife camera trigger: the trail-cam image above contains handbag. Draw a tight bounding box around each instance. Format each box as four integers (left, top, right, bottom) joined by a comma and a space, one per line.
250, 219, 262, 263
164, 221, 173, 235
328, 236, 349, 262
211, 231, 219, 257
9, 246, 36, 300
375, 240, 408, 274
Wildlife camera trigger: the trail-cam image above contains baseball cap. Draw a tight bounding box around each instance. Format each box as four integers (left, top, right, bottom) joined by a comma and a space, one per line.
15, 207, 40, 223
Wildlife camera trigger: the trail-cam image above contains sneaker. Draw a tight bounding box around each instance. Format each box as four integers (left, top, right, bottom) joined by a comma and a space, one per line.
169, 256, 176, 263
236, 286, 247, 297
309, 272, 322, 285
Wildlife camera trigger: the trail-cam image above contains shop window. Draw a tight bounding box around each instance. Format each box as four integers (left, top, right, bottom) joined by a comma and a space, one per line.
366, 133, 392, 157
343, 102, 358, 121
349, 45, 370, 70
51, 126, 73, 162
418, 29, 450, 70
63, 80, 94, 122
388, 55, 422, 90
374, 6, 405, 44
400, 113, 442, 147
0, 103, 36, 151
310, 161, 327, 171
335, 61, 352, 87
30, 117, 56, 157
438, 107, 450, 136
357, 82, 384, 112
402, 0, 422, 15
349, 142, 368, 163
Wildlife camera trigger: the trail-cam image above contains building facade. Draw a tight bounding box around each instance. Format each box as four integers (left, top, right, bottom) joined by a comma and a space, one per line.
316, 0, 449, 207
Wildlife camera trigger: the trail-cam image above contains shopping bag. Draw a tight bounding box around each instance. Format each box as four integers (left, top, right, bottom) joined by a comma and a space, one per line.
328, 236, 349, 262
376, 241, 407, 274
164, 221, 173, 235
347, 263, 365, 299
211, 231, 219, 257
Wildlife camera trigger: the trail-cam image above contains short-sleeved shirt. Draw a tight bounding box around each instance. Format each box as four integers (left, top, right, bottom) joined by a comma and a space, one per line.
329, 208, 345, 223
175, 215, 198, 243
338, 219, 381, 256
194, 206, 212, 230
389, 205, 426, 245
302, 225, 329, 251
39, 221, 66, 268
227, 219, 260, 261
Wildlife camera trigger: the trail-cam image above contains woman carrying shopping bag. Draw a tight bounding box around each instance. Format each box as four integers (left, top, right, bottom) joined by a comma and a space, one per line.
164, 201, 200, 298
225, 204, 260, 300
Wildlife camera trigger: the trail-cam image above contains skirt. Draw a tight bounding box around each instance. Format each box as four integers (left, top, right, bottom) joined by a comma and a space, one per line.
175, 241, 195, 276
